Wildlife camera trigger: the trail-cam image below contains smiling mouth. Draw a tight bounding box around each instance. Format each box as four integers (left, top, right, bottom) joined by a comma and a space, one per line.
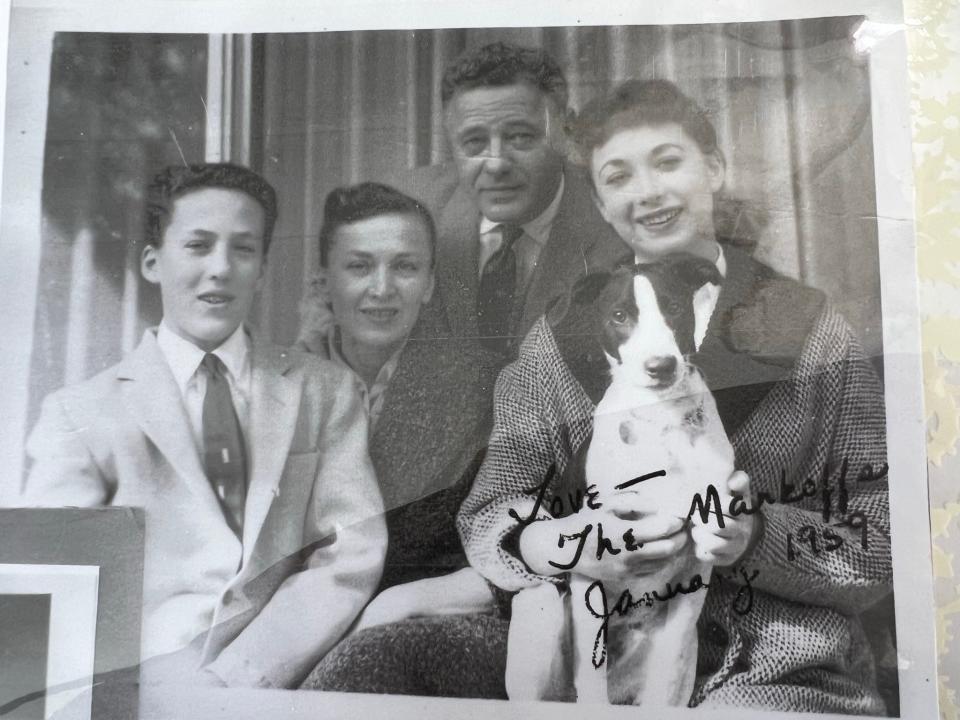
637, 207, 682, 227
198, 293, 234, 306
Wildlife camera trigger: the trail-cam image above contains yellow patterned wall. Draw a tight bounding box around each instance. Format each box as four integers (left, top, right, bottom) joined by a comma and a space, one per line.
905, 0, 960, 716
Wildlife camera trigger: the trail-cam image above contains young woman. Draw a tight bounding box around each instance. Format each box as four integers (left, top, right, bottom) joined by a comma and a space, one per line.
297, 182, 508, 697
458, 81, 891, 713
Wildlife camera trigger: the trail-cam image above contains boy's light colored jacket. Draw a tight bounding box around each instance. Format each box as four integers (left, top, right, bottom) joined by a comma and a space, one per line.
21, 328, 386, 688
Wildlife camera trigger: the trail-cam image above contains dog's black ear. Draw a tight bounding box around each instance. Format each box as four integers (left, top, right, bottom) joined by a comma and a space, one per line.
573, 271, 614, 305
547, 271, 611, 325
669, 253, 722, 290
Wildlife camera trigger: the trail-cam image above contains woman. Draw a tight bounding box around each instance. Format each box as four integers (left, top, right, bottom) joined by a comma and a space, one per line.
458, 80, 891, 713
297, 182, 509, 696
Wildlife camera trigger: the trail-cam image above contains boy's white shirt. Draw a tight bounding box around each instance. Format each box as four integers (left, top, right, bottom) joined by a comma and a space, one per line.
156, 320, 252, 453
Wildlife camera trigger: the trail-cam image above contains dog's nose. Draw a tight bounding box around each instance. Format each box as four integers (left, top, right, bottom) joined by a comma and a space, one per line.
644, 355, 678, 381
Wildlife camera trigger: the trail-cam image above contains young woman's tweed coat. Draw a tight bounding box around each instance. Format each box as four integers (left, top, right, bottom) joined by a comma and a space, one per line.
458, 245, 892, 713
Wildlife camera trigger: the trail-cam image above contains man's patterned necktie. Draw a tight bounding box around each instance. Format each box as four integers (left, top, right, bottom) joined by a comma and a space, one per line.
478, 223, 524, 355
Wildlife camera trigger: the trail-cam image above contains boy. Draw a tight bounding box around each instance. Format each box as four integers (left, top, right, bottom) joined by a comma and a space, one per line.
21, 163, 386, 688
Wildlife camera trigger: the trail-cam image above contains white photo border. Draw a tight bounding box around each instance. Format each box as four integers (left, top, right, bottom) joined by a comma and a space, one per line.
0, 0, 934, 718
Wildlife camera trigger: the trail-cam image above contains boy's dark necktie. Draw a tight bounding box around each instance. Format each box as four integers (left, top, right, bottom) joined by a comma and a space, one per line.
201, 353, 247, 538
478, 223, 524, 354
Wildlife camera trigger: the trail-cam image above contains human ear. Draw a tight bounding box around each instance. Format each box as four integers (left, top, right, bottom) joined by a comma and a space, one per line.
706, 149, 726, 194
141, 245, 160, 285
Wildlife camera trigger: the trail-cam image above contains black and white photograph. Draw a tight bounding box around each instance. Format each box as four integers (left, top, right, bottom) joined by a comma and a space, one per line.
0, 0, 937, 718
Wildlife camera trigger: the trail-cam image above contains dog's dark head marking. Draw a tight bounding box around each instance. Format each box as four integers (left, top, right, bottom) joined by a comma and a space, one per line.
597, 253, 722, 366
641, 254, 722, 357
597, 268, 640, 363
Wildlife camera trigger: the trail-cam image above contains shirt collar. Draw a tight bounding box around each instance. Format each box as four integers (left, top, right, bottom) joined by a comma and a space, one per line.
479, 171, 565, 248
326, 326, 403, 395
156, 320, 250, 393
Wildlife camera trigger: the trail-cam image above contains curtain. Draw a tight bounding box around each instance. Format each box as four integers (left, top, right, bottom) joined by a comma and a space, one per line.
27, 18, 882, 447
255, 19, 881, 358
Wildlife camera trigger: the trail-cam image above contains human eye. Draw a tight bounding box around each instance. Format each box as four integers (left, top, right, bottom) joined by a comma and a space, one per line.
601, 170, 629, 187
184, 237, 210, 251
393, 259, 420, 274
656, 155, 682, 172
459, 134, 487, 157
506, 130, 537, 150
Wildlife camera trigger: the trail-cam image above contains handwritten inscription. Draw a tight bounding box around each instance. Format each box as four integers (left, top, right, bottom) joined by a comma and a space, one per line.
509, 458, 885, 576
549, 521, 651, 570
686, 459, 885, 560
686, 458, 887, 530
785, 518, 869, 560
505, 457, 886, 667
507, 463, 603, 527
583, 567, 760, 669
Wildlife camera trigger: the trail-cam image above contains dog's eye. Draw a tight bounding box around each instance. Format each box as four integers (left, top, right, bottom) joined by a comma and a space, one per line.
611, 309, 628, 324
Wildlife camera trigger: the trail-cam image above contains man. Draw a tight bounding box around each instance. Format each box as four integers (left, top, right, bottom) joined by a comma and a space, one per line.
20, 164, 386, 689
395, 41, 624, 356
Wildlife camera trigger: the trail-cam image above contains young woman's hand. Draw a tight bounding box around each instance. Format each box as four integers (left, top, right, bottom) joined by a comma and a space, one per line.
519, 499, 691, 586
689, 470, 761, 566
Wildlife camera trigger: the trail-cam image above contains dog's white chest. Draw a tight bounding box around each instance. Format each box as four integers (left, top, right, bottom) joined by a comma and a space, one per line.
586, 374, 733, 515
574, 372, 734, 706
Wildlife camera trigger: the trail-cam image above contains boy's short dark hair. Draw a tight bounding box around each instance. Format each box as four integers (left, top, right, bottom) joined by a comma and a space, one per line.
145, 163, 278, 253
440, 41, 568, 112
318, 182, 437, 268
572, 79, 719, 160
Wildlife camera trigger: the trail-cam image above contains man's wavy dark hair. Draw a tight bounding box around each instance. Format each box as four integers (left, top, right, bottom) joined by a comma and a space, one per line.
145, 163, 278, 254
440, 41, 568, 112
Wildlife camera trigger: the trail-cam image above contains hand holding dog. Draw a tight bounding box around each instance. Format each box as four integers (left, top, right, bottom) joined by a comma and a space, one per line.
520, 501, 691, 585
690, 470, 760, 567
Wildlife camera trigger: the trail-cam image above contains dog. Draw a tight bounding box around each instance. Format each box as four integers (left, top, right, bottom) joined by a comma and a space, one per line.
505, 253, 734, 706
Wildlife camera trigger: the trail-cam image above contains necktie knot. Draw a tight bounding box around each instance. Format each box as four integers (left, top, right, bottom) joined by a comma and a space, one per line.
497, 223, 524, 251
202, 353, 226, 379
